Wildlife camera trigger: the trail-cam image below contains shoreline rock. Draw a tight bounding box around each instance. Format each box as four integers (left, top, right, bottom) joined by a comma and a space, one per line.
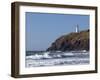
47, 29, 89, 52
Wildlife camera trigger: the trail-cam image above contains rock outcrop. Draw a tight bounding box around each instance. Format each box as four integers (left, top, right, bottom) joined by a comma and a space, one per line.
47, 30, 89, 51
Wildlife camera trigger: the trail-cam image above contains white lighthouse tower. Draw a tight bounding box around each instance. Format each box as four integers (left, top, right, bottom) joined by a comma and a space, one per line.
76, 24, 79, 33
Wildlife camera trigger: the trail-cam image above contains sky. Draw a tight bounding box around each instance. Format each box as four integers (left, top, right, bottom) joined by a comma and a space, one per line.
26, 12, 89, 51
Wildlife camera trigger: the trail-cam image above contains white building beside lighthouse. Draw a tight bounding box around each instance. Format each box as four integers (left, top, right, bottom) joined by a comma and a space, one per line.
76, 25, 79, 33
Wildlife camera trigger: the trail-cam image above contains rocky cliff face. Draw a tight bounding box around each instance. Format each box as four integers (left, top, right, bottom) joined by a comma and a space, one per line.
47, 30, 89, 51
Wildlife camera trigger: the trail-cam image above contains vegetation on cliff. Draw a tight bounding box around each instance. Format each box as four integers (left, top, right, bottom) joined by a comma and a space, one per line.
47, 29, 89, 51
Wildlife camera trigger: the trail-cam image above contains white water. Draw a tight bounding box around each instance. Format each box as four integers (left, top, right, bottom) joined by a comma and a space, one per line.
25, 51, 89, 67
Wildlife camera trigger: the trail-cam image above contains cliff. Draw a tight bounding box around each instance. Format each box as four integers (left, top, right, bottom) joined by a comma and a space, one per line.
47, 30, 89, 51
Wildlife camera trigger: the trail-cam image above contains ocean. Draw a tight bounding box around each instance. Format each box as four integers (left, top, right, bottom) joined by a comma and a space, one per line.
25, 51, 89, 67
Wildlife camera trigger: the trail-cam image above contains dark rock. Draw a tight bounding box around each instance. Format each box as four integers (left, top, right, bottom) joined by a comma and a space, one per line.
47, 30, 89, 51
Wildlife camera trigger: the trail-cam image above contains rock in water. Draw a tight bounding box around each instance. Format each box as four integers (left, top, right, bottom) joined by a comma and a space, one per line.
47, 30, 89, 51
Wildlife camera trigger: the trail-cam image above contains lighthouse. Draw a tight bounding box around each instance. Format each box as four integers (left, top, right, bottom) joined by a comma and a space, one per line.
76, 25, 79, 33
